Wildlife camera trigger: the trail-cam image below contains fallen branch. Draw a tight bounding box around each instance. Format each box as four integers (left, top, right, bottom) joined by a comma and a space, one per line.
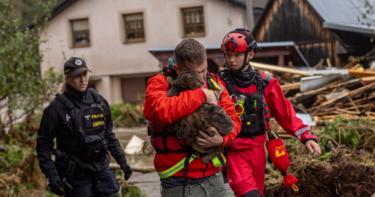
109, 163, 155, 173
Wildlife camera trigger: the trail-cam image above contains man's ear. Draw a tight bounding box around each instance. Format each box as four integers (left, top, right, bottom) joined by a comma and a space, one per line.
174, 64, 181, 74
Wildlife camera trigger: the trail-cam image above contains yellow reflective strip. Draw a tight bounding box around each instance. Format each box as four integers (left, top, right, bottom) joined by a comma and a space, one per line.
209, 78, 220, 90
212, 157, 221, 167
157, 153, 199, 178
211, 153, 226, 167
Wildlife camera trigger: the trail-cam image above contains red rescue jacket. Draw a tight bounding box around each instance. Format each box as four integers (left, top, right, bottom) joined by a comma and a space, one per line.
218, 72, 318, 149
144, 73, 241, 178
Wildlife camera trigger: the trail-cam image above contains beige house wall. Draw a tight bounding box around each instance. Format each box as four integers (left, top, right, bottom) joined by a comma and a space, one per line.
40, 0, 246, 104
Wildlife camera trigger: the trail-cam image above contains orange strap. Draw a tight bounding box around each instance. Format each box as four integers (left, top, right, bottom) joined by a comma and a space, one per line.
291, 183, 299, 192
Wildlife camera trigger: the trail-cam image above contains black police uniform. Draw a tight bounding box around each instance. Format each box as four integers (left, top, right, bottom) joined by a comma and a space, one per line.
36, 83, 128, 197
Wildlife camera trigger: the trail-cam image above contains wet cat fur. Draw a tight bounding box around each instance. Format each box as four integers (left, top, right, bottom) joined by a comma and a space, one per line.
166, 70, 234, 163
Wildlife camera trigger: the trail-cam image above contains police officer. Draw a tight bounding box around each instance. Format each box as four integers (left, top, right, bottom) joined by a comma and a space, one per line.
36, 57, 132, 197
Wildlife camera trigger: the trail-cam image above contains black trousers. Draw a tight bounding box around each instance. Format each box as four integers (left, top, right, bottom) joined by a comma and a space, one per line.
63, 166, 120, 197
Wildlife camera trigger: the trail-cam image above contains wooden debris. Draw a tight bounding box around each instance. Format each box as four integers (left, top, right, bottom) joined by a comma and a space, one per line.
343, 59, 358, 69
109, 163, 155, 172
308, 82, 375, 112
313, 58, 324, 69
280, 83, 301, 91
349, 98, 360, 112
360, 76, 375, 83
326, 58, 332, 70
250, 62, 312, 76
249, 60, 375, 129
349, 70, 375, 77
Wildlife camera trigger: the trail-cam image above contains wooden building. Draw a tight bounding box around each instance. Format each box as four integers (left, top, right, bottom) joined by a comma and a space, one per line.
252, 0, 375, 67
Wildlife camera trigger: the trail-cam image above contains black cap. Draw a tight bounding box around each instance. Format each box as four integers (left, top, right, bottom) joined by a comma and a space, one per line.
64, 57, 91, 77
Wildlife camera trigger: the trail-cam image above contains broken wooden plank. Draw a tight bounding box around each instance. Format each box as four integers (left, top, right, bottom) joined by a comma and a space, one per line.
280, 83, 301, 91
349, 98, 360, 112
250, 62, 312, 76
336, 108, 361, 115
351, 63, 361, 70
349, 70, 375, 77
308, 82, 375, 112
313, 58, 324, 69
353, 95, 375, 104
343, 59, 358, 69
109, 163, 155, 172
294, 79, 360, 104
326, 58, 332, 70
340, 103, 372, 111
360, 76, 375, 83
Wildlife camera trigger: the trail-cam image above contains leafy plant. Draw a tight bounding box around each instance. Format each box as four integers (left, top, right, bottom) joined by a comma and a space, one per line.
110, 100, 146, 128
0, 0, 62, 143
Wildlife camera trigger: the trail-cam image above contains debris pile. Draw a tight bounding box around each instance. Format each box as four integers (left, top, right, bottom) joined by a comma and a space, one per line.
264, 116, 375, 196
253, 60, 375, 196
252, 60, 375, 132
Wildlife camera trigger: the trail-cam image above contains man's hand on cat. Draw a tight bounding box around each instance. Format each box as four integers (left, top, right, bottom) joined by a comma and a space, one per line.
202, 88, 217, 105
196, 127, 223, 148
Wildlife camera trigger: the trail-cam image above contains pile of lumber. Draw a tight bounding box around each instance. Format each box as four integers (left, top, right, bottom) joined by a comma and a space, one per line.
251, 59, 375, 131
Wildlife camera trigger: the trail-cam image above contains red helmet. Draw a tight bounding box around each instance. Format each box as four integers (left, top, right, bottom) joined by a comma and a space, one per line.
221, 27, 257, 53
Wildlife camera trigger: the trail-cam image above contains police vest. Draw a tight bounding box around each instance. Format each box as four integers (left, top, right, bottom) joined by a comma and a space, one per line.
218, 69, 272, 138
55, 88, 108, 163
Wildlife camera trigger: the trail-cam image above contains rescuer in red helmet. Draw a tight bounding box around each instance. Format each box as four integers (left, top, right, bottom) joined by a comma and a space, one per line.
217, 28, 321, 197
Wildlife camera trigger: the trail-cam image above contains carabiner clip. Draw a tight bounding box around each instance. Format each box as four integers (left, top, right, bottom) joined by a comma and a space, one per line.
230, 94, 239, 106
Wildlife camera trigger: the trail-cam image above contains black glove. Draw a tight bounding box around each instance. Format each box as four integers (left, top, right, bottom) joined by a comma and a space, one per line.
47, 175, 64, 196
120, 163, 133, 181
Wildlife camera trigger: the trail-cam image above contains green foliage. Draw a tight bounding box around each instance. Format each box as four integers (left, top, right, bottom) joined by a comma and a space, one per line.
0, 145, 29, 167
114, 170, 147, 197
315, 151, 332, 161
10, 0, 57, 29
110, 100, 146, 128
0, 0, 61, 130
0, 0, 63, 196
320, 116, 375, 149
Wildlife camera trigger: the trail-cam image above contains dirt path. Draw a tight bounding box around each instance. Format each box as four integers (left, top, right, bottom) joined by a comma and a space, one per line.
113, 127, 161, 197
128, 172, 161, 197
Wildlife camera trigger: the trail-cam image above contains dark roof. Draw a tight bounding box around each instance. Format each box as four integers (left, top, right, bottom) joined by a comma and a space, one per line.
252, 0, 375, 35
27, 0, 77, 29
219, 0, 269, 9
50, 0, 78, 19
149, 41, 310, 67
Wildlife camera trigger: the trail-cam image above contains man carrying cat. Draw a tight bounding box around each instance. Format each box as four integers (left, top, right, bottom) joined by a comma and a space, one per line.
143, 38, 241, 197
217, 27, 321, 197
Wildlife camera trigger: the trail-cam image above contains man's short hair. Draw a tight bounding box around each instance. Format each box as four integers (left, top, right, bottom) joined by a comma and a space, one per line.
174, 39, 207, 67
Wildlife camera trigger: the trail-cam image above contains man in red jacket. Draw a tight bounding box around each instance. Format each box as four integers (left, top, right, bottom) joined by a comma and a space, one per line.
144, 39, 241, 197
218, 28, 321, 197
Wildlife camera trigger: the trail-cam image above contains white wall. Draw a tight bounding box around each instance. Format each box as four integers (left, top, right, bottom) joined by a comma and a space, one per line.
40, 0, 246, 103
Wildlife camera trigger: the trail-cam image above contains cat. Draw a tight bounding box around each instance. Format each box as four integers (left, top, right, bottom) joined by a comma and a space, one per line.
166, 70, 234, 163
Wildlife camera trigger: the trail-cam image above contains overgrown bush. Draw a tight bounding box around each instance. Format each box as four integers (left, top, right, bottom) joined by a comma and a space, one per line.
110, 100, 146, 128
